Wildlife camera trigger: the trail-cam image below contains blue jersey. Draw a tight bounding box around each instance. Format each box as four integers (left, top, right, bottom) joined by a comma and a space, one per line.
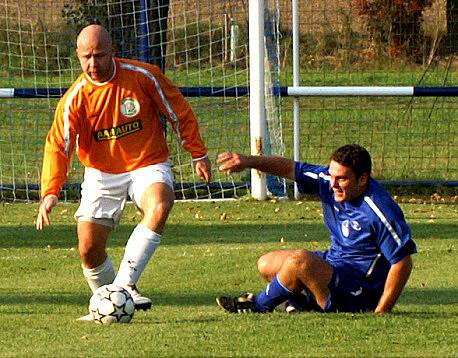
295, 162, 416, 290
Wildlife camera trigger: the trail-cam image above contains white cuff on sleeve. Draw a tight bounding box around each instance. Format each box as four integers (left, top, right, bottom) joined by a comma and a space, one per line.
192, 154, 208, 162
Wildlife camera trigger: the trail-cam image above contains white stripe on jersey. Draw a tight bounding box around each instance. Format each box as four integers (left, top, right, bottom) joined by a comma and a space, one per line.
303, 171, 330, 181
319, 172, 330, 181
364, 196, 402, 246
63, 79, 86, 156
304, 171, 318, 179
120, 63, 183, 144
366, 253, 382, 277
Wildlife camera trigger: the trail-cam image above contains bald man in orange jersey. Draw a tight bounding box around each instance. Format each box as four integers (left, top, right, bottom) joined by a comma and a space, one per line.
36, 24, 212, 320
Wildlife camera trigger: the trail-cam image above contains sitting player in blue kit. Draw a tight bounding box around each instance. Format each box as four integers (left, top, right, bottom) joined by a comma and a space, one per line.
216, 144, 416, 314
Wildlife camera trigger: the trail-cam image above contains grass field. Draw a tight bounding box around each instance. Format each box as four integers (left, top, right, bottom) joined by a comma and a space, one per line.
0, 199, 457, 357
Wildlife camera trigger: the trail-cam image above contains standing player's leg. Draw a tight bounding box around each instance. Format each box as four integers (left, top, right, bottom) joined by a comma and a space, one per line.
74, 168, 129, 322
75, 219, 116, 321
113, 163, 175, 310
77, 220, 115, 292
74, 167, 128, 295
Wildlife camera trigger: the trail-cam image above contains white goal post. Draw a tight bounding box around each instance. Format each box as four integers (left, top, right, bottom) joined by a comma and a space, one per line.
249, 0, 267, 200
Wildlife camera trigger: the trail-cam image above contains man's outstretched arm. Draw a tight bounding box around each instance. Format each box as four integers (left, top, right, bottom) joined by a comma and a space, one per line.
217, 152, 296, 181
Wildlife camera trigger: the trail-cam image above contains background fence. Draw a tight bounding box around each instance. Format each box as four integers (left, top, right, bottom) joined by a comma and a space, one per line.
0, 0, 456, 201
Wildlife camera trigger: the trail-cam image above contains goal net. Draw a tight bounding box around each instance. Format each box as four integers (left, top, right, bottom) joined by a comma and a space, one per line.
0, 0, 285, 201
277, 0, 457, 191
2, 0, 456, 203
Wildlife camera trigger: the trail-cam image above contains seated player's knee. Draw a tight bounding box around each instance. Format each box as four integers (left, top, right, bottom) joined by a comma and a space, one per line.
257, 254, 274, 281
282, 250, 312, 276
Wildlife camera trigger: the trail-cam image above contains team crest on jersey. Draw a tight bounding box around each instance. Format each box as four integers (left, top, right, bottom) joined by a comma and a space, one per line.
120, 97, 140, 118
351, 220, 361, 231
341, 220, 350, 237
341, 219, 361, 237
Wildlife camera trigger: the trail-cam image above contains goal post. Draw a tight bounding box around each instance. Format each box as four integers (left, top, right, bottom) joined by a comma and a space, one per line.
249, 0, 267, 200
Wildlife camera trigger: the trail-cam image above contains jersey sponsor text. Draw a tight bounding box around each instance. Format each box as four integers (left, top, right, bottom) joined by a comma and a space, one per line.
95, 119, 142, 141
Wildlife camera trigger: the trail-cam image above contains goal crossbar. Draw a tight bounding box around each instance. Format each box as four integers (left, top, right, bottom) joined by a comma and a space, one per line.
1, 86, 458, 99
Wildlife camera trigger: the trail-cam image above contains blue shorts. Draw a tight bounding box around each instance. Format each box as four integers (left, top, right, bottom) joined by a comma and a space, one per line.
292, 251, 383, 313
318, 251, 383, 313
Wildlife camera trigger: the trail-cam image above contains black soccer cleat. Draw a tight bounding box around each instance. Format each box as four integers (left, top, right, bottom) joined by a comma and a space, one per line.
216, 292, 260, 313
134, 301, 153, 311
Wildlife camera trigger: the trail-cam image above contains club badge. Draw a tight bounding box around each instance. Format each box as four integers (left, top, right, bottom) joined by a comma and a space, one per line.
351, 220, 361, 231
120, 97, 140, 118
341, 220, 350, 237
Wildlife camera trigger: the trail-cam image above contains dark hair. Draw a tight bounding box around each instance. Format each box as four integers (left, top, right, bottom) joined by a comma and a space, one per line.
330, 144, 372, 178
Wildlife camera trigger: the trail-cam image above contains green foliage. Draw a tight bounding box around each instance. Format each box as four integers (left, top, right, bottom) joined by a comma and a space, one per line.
62, 0, 140, 59
354, 0, 433, 62
0, 200, 457, 356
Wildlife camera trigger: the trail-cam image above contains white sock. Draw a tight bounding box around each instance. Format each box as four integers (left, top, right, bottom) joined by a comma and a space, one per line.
113, 224, 161, 287
82, 256, 116, 293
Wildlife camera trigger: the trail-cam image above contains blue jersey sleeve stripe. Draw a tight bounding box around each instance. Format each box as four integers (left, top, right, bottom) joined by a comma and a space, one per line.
364, 196, 402, 246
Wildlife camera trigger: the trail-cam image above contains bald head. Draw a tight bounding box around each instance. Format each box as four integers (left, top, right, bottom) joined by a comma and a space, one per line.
76, 24, 115, 83
77, 24, 112, 50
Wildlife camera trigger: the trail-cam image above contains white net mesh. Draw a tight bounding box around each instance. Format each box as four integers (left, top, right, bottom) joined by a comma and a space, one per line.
0, 0, 285, 200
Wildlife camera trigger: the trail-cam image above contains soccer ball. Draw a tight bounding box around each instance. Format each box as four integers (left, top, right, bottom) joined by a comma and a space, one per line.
89, 284, 135, 324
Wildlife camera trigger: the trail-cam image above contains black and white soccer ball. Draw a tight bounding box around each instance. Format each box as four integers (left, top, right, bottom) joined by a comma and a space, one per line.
89, 284, 135, 324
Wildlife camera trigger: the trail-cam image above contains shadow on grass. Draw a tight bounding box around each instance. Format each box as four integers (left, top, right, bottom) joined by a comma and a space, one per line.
1, 222, 457, 249
0, 222, 329, 248
0, 291, 90, 307
400, 288, 458, 306
0, 290, 221, 310
1, 288, 456, 312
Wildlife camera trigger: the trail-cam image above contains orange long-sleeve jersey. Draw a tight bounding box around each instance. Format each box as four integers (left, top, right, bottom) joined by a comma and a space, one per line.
40, 58, 208, 198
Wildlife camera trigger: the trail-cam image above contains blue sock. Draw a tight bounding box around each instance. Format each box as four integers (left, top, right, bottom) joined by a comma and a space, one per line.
254, 275, 293, 312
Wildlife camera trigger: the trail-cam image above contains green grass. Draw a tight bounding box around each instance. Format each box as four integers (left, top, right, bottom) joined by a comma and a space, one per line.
0, 200, 457, 357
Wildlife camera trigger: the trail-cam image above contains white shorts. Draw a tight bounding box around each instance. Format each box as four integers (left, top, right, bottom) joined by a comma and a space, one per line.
75, 162, 173, 228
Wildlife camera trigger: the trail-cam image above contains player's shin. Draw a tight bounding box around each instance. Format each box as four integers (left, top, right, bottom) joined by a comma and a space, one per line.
82, 256, 116, 293
113, 224, 161, 287
255, 275, 294, 312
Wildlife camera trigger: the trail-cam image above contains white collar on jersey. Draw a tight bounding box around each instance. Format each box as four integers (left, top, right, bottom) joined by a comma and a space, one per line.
84, 58, 117, 86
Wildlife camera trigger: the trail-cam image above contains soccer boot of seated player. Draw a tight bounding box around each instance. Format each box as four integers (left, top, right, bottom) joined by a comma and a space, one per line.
125, 284, 152, 311
216, 292, 260, 313
275, 300, 300, 314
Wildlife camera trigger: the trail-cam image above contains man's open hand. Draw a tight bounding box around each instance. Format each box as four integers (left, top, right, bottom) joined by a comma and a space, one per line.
36, 194, 58, 230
